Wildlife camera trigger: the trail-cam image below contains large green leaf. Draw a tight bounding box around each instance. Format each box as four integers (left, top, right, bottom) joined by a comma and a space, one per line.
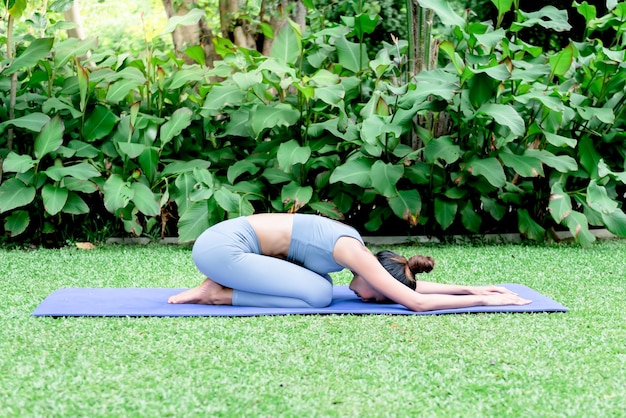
227, 160, 261, 184
34, 115, 64, 161
83, 106, 118, 142
76, 59, 89, 112
388, 189, 422, 226
513, 6, 572, 32
499, 150, 544, 178
270, 20, 302, 65
262, 168, 293, 185
478, 103, 525, 137
250, 104, 300, 137
4, 210, 30, 236
130, 182, 160, 216
63, 178, 98, 194
469, 72, 498, 108
525, 149, 578, 173
162, 159, 211, 176
466, 157, 506, 187
418, 0, 465, 27
515, 91, 565, 112
184, 45, 206, 66
103, 174, 133, 212
586, 180, 618, 215
461, 202, 482, 233
169, 67, 207, 90
117, 142, 146, 159
400, 69, 458, 105
177, 200, 210, 243
329, 157, 373, 188
62, 192, 90, 215
360, 116, 402, 147
549, 43, 575, 77
211, 188, 237, 213
160, 8, 205, 35
106, 79, 139, 103
573, 1, 597, 24
42, 97, 83, 119
517, 209, 546, 241
214, 188, 245, 214
281, 182, 313, 210
42, 184, 69, 216
424, 136, 461, 165
172, 172, 195, 214
481, 196, 506, 221
563, 211, 595, 247
601, 210, 626, 237
439, 41, 464, 75
139, 147, 160, 182
8, 0, 27, 19
490, 0, 514, 23
68, 140, 100, 158
201, 85, 246, 115
434, 198, 458, 230
223, 108, 253, 137
577, 136, 601, 177
314, 85, 345, 107
598, 160, 626, 184
277, 140, 311, 173
0, 113, 50, 135
4, 37, 54, 75
474, 28, 507, 49
352, 13, 380, 38
0, 178, 36, 213
160, 108, 193, 146
113, 67, 147, 84
543, 132, 577, 148
44, 162, 101, 181
548, 182, 572, 223
575, 106, 615, 124
335, 37, 367, 73
2, 152, 36, 173
371, 161, 403, 197
232, 71, 263, 91
309, 201, 342, 219
53, 37, 98, 68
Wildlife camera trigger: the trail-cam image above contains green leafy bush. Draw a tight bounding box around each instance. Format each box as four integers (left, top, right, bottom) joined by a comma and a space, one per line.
1, 0, 625, 247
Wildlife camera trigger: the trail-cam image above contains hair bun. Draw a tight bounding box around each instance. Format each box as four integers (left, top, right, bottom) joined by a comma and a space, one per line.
408, 255, 434, 274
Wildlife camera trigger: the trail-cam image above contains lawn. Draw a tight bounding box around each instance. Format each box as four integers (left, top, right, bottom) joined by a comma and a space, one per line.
1, 239, 625, 417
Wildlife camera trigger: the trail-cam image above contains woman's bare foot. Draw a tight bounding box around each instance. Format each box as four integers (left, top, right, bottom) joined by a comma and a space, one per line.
168, 278, 233, 305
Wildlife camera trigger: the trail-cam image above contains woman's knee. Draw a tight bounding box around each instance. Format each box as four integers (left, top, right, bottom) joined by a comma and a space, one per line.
304, 282, 333, 308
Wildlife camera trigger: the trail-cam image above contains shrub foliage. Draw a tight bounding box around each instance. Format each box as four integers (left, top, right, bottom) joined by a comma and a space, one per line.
1, 0, 625, 246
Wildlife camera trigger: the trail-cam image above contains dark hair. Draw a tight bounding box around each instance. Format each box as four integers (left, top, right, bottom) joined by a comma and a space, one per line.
376, 250, 435, 290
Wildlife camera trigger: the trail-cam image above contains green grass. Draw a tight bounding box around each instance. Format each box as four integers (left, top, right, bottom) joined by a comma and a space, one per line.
1, 240, 625, 417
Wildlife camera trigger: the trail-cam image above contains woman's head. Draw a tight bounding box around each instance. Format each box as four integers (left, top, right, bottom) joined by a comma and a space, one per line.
376, 250, 435, 290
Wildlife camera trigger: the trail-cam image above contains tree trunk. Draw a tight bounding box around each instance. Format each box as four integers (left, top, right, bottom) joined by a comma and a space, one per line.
260, 0, 305, 56
162, 0, 217, 67
219, 0, 256, 49
407, 0, 448, 149
63, 0, 86, 40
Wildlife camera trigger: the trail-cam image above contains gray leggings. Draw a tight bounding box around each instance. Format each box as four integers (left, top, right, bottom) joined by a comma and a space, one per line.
191, 217, 333, 308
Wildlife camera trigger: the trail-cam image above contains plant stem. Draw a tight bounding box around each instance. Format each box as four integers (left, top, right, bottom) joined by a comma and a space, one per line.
7, 13, 15, 151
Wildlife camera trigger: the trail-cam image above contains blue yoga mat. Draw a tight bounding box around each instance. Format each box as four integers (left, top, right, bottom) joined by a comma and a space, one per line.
31, 284, 567, 317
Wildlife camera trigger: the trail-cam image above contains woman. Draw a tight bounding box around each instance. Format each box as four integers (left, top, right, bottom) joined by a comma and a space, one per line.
168, 213, 531, 311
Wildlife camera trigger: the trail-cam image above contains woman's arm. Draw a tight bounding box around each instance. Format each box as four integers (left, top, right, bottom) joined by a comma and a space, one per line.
415, 280, 518, 296
335, 239, 530, 312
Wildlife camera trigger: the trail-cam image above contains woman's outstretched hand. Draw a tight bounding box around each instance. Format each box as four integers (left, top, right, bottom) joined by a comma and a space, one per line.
470, 285, 518, 295
483, 292, 532, 306
470, 285, 532, 306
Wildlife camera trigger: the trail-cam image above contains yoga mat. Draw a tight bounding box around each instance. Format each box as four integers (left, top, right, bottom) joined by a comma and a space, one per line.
32, 284, 567, 317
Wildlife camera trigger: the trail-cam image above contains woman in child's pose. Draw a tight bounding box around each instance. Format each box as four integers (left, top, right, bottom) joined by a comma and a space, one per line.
168, 213, 530, 311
